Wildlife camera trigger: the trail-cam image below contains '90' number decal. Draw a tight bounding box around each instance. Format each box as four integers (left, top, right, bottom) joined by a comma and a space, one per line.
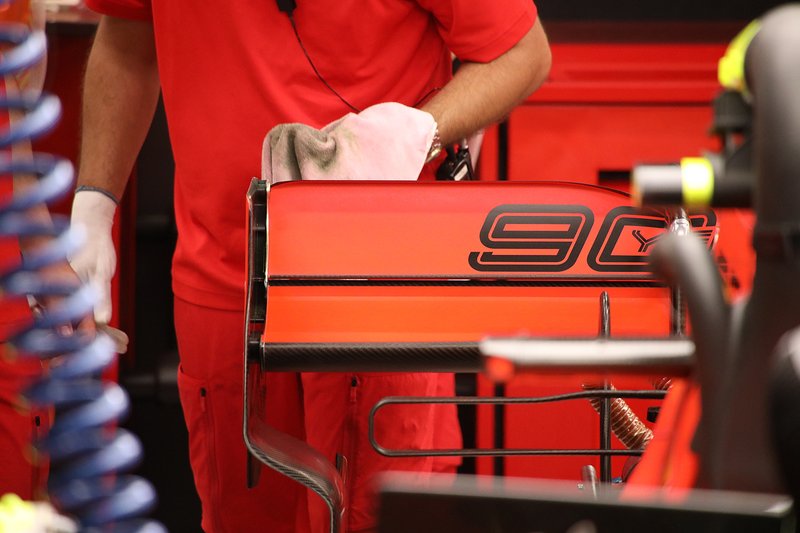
469, 205, 716, 274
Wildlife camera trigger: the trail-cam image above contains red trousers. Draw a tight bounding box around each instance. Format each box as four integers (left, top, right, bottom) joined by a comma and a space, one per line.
0, 169, 49, 499
0, 299, 50, 500
174, 297, 461, 533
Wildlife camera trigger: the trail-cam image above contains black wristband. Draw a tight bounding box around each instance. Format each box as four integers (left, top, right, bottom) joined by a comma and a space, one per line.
75, 185, 120, 205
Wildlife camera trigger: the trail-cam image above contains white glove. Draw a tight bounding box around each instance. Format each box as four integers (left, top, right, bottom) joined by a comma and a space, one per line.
69, 189, 117, 324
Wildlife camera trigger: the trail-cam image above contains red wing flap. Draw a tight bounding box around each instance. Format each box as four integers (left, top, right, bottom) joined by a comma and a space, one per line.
263, 281, 671, 344
266, 181, 716, 282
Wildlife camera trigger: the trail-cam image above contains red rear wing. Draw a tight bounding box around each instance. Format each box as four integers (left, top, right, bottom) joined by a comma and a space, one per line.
247, 180, 716, 362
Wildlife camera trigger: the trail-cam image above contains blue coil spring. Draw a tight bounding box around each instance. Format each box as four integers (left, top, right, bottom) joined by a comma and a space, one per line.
0, 6, 166, 533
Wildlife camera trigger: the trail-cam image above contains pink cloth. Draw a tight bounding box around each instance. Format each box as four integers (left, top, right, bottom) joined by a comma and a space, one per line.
262, 103, 436, 184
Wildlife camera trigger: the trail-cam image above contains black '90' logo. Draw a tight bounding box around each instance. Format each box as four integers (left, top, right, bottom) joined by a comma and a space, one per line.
469, 204, 716, 274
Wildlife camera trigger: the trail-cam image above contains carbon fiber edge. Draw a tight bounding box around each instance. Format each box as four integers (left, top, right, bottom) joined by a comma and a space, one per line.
262, 342, 483, 372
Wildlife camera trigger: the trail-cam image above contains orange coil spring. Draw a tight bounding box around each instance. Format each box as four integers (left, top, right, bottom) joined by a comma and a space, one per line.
582, 382, 654, 450
652, 377, 673, 391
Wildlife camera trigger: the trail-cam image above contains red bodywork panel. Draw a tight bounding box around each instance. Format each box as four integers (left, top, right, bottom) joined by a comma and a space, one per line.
265, 181, 714, 283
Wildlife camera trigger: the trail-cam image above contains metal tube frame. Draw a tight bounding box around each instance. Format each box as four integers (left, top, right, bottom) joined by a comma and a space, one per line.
368, 390, 667, 460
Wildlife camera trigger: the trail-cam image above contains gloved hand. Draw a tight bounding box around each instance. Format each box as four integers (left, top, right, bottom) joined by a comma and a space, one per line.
68, 189, 117, 324
263, 102, 438, 183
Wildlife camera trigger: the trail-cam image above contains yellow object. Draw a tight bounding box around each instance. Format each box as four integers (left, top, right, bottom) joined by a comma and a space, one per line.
718, 19, 762, 95
681, 157, 715, 208
0, 494, 76, 533
0, 494, 36, 533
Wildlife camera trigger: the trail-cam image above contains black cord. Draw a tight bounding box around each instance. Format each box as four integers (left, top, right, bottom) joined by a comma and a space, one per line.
287, 14, 361, 113
285, 10, 441, 113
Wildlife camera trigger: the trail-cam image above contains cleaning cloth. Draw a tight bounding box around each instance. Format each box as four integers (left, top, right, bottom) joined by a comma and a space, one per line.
262, 102, 437, 184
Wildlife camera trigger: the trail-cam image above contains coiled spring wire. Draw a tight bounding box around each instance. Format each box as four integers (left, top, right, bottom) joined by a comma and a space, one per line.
0, 6, 165, 532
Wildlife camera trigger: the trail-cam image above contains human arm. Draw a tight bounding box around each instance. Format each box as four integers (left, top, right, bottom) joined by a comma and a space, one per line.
421, 17, 551, 146
70, 15, 160, 323
77, 15, 160, 199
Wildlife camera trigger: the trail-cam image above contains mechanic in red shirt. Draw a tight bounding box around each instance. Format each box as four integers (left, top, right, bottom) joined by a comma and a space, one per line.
69, 1, 551, 531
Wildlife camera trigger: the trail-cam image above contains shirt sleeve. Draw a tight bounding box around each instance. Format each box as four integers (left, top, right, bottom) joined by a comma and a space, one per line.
85, 0, 152, 21
416, 0, 537, 63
